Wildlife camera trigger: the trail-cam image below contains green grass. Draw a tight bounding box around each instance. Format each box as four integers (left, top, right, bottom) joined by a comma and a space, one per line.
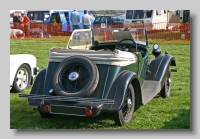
10, 37, 190, 129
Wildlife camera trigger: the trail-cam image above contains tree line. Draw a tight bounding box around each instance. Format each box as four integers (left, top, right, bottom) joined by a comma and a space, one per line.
90, 10, 125, 15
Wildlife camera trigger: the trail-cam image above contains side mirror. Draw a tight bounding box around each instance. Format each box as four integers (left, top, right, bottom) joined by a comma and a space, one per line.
152, 43, 161, 58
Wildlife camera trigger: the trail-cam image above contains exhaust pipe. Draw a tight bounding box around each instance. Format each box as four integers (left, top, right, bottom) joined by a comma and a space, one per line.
33, 107, 39, 111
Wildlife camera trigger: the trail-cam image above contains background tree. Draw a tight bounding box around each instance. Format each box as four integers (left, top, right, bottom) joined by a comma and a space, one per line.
90, 10, 124, 15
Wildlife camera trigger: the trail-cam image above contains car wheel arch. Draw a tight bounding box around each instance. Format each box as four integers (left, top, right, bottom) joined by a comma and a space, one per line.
146, 55, 176, 82
105, 71, 141, 111
131, 78, 142, 109
22, 63, 34, 85
22, 63, 33, 75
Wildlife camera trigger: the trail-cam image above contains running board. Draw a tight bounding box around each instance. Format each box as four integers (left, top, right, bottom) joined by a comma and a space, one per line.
18, 94, 114, 104
141, 80, 161, 105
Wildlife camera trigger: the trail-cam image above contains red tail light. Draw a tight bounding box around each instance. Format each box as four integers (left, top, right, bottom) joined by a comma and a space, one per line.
85, 108, 92, 116
43, 105, 50, 113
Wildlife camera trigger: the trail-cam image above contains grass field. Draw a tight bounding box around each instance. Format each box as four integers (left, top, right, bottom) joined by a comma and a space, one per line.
10, 37, 190, 129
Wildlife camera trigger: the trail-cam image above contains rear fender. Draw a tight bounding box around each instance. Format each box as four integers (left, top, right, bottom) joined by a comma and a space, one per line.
28, 68, 46, 105
145, 54, 176, 86
103, 71, 140, 111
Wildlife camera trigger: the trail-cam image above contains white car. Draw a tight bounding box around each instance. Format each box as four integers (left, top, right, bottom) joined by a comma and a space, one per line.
10, 54, 39, 92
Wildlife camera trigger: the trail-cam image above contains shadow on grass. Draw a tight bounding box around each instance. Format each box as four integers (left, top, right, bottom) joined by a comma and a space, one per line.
160, 109, 190, 129
44, 112, 117, 129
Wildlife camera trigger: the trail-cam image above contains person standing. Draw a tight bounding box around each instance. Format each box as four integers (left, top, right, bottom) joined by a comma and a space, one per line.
13, 12, 20, 29
21, 13, 30, 37
82, 10, 94, 44
82, 10, 95, 29
18, 13, 24, 32
70, 10, 80, 30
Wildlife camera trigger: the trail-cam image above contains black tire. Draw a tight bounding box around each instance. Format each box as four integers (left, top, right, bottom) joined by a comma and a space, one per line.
114, 84, 135, 126
11, 64, 31, 92
160, 69, 172, 98
52, 55, 99, 97
38, 106, 52, 118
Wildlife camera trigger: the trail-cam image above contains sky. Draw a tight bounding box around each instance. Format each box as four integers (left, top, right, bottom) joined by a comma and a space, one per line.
10, 10, 26, 13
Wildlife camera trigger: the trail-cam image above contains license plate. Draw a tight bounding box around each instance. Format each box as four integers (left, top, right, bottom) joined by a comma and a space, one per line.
50, 104, 86, 116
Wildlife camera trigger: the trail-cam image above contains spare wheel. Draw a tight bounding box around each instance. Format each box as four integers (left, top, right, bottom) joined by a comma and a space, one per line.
52, 55, 99, 97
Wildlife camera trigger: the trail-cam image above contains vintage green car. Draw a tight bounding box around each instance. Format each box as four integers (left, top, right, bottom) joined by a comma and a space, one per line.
19, 28, 177, 126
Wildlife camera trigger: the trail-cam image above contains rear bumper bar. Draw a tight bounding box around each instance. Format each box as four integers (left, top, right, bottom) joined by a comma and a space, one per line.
19, 94, 114, 117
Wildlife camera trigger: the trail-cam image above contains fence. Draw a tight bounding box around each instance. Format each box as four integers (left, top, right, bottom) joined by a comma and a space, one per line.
11, 22, 190, 40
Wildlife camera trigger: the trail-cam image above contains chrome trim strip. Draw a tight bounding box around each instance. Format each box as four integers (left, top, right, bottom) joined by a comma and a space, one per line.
19, 94, 114, 104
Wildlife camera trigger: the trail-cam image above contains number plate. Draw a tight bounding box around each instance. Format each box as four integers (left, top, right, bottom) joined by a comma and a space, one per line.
50, 104, 86, 116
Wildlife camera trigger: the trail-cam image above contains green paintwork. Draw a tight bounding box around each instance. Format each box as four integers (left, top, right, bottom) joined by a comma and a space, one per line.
43, 50, 148, 99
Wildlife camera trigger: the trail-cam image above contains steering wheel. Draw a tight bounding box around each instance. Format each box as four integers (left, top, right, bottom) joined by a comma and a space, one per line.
115, 39, 136, 51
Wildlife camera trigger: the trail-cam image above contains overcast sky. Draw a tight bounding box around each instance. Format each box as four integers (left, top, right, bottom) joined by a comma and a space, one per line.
10, 10, 26, 13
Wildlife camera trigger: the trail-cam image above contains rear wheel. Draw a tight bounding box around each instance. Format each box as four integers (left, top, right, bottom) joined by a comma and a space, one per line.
160, 69, 172, 98
114, 84, 135, 126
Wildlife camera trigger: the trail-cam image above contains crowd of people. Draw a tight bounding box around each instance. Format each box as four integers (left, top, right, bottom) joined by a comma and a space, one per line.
10, 10, 95, 39
10, 12, 30, 39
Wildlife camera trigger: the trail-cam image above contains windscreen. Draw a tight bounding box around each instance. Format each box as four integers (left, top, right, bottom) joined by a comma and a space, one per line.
67, 28, 147, 50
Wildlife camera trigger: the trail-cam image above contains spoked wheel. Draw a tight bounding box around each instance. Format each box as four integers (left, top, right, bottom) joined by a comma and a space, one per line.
61, 63, 89, 92
52, 55, 99, 97
160, 69, 172, 98
114, 84, 135, 126
11, 64, 31, 92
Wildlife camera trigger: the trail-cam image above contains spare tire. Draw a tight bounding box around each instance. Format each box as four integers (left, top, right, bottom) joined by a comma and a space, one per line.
52, 55, 99, 97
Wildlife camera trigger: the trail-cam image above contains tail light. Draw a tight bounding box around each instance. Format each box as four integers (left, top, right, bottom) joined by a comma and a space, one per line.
85, 108, 92, 116
43, 105, 50, 113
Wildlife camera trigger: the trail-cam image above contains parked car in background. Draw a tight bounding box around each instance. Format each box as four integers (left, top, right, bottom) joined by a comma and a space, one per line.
10, 54, 39, 92
19, 27, 177, 126
93, 15, 124, 28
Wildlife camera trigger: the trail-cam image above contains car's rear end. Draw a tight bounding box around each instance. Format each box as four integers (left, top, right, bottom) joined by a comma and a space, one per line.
18, 28, 140, 123
19, 43, 138, 116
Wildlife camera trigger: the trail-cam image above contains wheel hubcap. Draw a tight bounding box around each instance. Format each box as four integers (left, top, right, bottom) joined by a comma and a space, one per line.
16, 68, 29, 90
166, 72, 171, 92
127, 98, 132, 109
68, 72, 79, 81
60, 63, 89, 93
122, 90, 133, 120
168, 78, 172, 84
